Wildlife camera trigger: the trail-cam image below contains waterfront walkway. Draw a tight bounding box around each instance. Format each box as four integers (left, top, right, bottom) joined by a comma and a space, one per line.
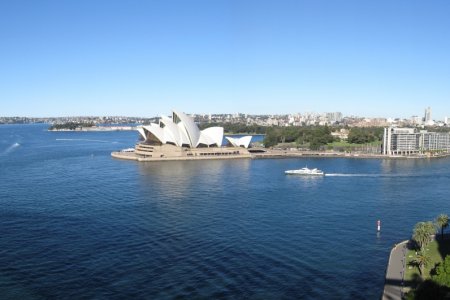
382, 241, 408, 300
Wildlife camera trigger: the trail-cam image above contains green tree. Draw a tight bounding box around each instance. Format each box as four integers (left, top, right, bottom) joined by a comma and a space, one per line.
436, 214, 449, 241
414, 250, 431, 277
347, 127, 384, 144
263, 127, 281, 147
413, 279, 450, 300
413, 221, 436, 251
432, 255, 450, 287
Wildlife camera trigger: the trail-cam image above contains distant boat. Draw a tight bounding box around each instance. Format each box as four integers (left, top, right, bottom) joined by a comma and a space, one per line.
285, 167, 324, 176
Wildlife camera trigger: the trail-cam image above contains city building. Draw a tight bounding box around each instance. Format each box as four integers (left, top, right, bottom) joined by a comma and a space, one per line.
411, 116, 422, 125
421, 132, 450, 152
382, 128, 419, 155
326, 112, 343, 123
382, 127, 450, 156
424, 107, 434, 126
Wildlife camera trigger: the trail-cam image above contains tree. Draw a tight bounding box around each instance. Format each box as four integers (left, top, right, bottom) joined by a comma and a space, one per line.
432, 255, 450, 287
414, 250, 431, 277
263, 128, 281, 147
413, 279, 450, 300
413, 221, 436, 251
436, 214, 449, 241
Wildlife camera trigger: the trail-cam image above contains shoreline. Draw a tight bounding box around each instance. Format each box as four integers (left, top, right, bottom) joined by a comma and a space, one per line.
382, 240, 409, 300
49, 126, 137, 132
253, 149, 450, 159
112, 148, 450, 162
111, 151, 252, 161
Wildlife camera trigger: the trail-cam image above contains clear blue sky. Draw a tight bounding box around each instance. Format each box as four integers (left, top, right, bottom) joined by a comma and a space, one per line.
1, 0, 450, 119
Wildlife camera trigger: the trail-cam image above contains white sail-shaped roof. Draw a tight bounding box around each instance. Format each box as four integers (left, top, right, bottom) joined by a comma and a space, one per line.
199, 127, 224, 147
177, 122, 191, 147
142, 124, 166, 144
173, 110, 200, 148
138, 110, 224, 149
137, 127, 146, 140
160, 115, 182, 146
225, 136, 252, 148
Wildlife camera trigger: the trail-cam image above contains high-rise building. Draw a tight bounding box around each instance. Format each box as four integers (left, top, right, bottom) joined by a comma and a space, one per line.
326, 112, 343, 123
424, 107, 435, 126
424, 107, 432, 122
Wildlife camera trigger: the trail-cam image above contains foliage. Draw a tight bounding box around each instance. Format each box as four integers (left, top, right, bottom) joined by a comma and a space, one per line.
413, 279, 450, 300
327, 140, 382, 153
49, 122, 94, 130
413, 221, 436, 251
199, 122, 266, 134
414, 250, 432, 276
432, 255, 450, 288
200, 123, 385, 149
263, 125, 335, 149
405, 234, 450, 298
436, 214, 449, 240
346, 127, 384, 144
425, 126, 450, 133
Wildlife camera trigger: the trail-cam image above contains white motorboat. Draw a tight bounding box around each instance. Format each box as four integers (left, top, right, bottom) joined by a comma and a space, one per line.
285, 167, 324, 176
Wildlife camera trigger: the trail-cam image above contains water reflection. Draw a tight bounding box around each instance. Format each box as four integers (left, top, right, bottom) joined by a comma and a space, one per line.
285, 174, 324, 188
137, 159, 252, 201
381, 158, 429, 174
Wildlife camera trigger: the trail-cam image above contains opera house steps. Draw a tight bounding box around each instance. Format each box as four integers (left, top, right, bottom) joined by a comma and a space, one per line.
112, 143, 252, 162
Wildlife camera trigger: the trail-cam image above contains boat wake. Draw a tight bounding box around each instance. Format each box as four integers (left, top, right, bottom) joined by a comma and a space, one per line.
325, 173, 387, 177
2, 143, 20, 155
56, 138, 114, 143
325, 173, 424, 178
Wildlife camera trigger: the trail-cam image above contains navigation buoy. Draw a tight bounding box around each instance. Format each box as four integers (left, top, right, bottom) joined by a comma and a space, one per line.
377, 220, 381, 232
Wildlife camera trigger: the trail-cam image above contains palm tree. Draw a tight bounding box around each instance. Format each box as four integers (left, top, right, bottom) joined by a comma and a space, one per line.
413, 221, 435, 251
436, 214, 449, 240
414, 250, 431, 278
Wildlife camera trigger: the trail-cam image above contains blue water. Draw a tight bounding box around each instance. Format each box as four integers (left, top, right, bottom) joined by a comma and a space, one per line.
223, 134, 264, 146
1, 124, 450, 299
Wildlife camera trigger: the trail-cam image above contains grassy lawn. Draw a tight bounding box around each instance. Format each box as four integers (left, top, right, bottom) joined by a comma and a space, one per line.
327, 140, 382, 148
405, 238, 450, 286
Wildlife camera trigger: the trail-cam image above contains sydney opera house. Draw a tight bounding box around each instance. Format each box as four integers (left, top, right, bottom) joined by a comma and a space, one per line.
112, 110, 252, 161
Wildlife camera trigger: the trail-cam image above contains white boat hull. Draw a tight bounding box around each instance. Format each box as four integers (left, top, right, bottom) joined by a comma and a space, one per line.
284, 167, 324, 176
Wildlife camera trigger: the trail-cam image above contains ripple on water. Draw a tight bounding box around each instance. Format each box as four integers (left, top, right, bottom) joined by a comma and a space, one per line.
1, 126, 450, 299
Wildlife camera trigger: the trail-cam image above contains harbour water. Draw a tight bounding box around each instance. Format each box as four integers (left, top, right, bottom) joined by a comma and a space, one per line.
1, 124, 450, 299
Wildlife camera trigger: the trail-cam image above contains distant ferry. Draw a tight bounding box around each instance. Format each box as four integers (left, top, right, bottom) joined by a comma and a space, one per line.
285, 167, 324, 176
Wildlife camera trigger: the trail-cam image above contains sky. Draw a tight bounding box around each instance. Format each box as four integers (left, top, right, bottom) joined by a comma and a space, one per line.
1, 0, 450, 119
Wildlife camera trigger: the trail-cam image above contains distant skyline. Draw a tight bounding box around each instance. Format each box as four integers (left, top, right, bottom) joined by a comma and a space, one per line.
1, 0, 450, 119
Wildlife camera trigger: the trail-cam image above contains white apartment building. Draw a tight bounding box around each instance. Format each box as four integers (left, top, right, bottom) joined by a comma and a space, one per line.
382, 127, 450, 155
